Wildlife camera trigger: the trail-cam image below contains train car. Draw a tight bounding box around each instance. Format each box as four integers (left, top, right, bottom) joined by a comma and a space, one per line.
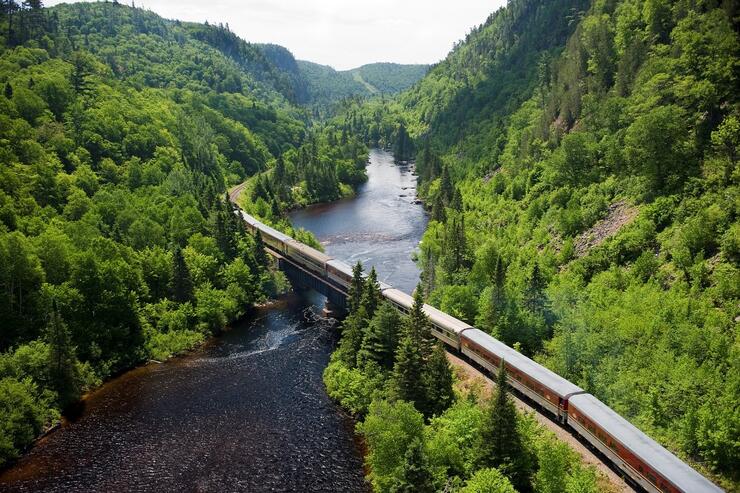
381, 287, 414, 314
326, 259, 353, 292
461, 329, 583, 421
285, 239, 332, 277
568, 394, 722, 493
237, 211, 292, 255
380, 288, 471, 351
423, 304, 472, 351
256, 223, 293, 255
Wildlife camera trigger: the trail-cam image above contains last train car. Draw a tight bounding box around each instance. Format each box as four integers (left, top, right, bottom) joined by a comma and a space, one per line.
461, 329, 583, 421
568, 394, 722, 493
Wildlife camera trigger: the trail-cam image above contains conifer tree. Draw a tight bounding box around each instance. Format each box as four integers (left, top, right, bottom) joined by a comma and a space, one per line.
348, 261, 364, 313
3, 81, 12, 99
45, 301, 80, 408
358, 302, 401, 371
524, 262, 546, 314
391, 438, 435, 493
450, 186, 463, 212
253, 230, 269, 271
392, 328, 426, 408
406, 284, 434, 359
338, 305, 367, 368
424, 342, 455, 417
439, 165, 454, 205
430, 192, 447, 223
172, 246, 193, 303
479, 360, 533, 491
360, 266, 380, 319
70, 52, 91, 96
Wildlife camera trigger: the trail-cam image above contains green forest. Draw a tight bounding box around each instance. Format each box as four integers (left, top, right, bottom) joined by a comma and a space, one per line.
325, 266, 607, 492
0, 0, 372, 467
331, 0, 738, 490
0, 0, 737, 491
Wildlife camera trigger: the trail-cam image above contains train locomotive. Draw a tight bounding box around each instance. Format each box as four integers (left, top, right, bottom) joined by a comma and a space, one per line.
237, 209, 723, 493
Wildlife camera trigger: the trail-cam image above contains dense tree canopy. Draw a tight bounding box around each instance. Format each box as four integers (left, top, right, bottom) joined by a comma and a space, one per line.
332, 0, 738, 488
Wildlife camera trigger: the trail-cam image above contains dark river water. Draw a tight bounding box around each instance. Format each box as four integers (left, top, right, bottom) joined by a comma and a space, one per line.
0, 149, 425, 492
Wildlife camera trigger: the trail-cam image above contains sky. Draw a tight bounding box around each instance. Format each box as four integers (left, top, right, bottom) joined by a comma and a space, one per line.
45, 0, 506, 70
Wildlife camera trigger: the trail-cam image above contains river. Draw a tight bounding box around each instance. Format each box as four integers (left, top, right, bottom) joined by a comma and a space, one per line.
0, 149, 425, 492
291, 148, 428, 293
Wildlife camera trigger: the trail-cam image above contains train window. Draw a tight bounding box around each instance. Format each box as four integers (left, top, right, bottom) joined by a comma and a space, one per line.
637, 465, 643, 473
647, 473, 657, 484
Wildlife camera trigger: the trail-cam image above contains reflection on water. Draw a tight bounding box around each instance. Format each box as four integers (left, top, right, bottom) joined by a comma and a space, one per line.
290, 148, 428, 293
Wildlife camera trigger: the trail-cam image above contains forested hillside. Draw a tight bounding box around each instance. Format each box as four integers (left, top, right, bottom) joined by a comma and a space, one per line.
0, 0, 368, 467
338, 0, 738, 488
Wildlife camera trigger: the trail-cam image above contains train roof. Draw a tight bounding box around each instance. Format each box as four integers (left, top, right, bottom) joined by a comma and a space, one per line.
568, 394, 722, 493
382, 287, 414, 308
285, 238, 333, 263
238, 210, 259, 226
245, 215, 294, 244
378, 281, 393, 291
423, 303, 473, 334
326, 258, 353, 274
463, 329, 582, 398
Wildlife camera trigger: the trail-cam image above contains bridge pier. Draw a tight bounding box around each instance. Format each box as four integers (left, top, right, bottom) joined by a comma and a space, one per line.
276, 254, 347, 316
322, 299, 343, 318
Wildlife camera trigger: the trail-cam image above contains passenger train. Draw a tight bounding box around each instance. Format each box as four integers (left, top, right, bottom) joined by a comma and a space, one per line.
237, 209, 722, 493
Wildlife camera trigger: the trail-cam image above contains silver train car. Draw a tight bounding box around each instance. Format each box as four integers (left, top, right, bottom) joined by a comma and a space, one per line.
461, 328, 583, 422
568, 394, 722, 493
234, 208, 723, 493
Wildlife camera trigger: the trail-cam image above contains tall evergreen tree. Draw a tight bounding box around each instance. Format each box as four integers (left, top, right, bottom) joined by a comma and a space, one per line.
439, 165, 454, 205
524, 262, 546, 314
479, 360, 533, 491
360, 266, 380, 319
424, 342, 455, 418
338, 305, 368, 368
45, 301, 80, 408
406, 285, 434, 359
347, 261, 364, 313
253, 230, 269, 271
392, 327, 426, 408
171, 246, 193, 303
3, 81, 11, 99
70, 52, 91, 96
450, 186, 463, 212
430, 192, 447, 223
358, 302, 401, 371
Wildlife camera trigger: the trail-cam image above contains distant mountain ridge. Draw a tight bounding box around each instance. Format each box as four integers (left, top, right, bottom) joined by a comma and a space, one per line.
295, 61, 429, 105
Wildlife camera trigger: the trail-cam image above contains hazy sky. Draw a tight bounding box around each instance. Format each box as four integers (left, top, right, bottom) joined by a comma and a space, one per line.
45, 0, 506, 70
